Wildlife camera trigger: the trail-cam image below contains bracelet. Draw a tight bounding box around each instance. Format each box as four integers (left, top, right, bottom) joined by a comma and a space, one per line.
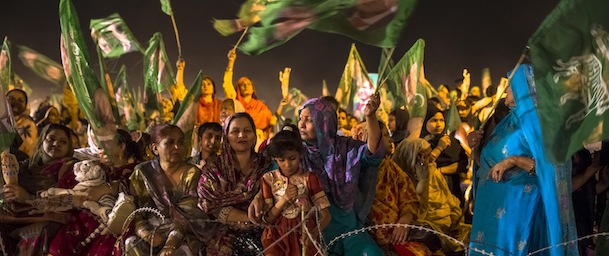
529, 158, 536, 175
163, 245, 177, 250
168, 230, 184, 240
218, 206, 233, 222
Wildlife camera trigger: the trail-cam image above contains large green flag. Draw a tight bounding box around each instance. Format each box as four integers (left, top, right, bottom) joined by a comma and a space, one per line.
17, 45, 66, 86
160, 0, 173, 16
528, 0, 609, 162
335, 44, 374, 120
213, 0, 267, 36
59, 0, 119, 160
0, 37, 11, 92
386, 39, 426, 137
143, 32, 175, 120
115, 65, 144, 131
90, 13, 143, 58
173, 70, 203, 150
0, 86, 15, 153
0, 38, 15, 152
240, 0, 418, 55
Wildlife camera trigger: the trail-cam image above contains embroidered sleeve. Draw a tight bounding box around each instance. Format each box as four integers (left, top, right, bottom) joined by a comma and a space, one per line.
261, 176, 275, 206
308, 173, 330, 210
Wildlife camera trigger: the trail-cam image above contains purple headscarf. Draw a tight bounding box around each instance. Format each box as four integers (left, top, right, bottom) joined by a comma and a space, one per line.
300, 98, 381, 221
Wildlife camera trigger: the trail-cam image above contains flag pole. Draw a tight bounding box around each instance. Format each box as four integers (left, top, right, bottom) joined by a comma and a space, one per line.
375, 47, 396, 92
233, 26, 250, 51
170, 13, 182, 59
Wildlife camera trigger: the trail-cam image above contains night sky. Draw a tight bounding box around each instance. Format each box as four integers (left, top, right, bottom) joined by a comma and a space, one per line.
2, 0, 558, 110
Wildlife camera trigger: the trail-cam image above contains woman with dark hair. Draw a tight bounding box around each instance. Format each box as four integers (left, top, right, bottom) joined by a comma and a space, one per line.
197, 76, 223, 125
222, 49, 273, 131
49, 129, 144, 255
6, 88, 38, 157
388, 108, 410, 145
34, 105, 62, 131
420, 105, 467, 204
0, 124, 78, 255
125, 124, 211, 255
198, 112, 270, 255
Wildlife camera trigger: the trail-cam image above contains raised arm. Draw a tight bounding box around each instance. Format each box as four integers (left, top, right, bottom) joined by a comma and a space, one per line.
364, 93, 381, 154
222, 49, 238, 99
170, 58, 187, 102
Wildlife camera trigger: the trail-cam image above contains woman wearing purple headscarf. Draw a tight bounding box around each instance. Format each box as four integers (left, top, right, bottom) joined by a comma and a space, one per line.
250, 94, 385, 255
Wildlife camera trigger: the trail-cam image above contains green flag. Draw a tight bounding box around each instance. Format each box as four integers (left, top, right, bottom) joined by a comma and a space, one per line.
240, 0, 418, 55
173, 70, 203, 150
283, 88, 309, 122
0, 87, 15, 153
143, 32, 175, 120
444, 94, 461, 134
0, 37, 11, 92
386, 39, 426, 137
60, 0, 119, 160
386, 39, 425, 116
213, 0, 267, 36
528, 0, 609, 162
160, 0, 173, 16
17, 45, 66, 86
90, 13, 143, 58
115, 65, 144, 131
335, 44, 374, 120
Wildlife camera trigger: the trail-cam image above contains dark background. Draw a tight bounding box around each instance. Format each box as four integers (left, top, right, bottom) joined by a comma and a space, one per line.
2, 0, 558, 111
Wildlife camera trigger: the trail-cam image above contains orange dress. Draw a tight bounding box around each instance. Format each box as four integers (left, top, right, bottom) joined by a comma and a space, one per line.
237, 95, 272, 130
196, 97, 222, 125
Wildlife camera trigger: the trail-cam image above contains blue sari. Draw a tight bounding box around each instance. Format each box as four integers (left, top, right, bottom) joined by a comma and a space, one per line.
469, 65, 578, 255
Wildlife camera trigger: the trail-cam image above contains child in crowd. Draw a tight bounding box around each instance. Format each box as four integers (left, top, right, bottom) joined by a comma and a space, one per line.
260, 126, 331, 256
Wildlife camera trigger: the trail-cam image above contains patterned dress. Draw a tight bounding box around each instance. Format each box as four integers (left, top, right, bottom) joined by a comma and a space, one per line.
260, 169, 330, 256
368, 158, 431, 256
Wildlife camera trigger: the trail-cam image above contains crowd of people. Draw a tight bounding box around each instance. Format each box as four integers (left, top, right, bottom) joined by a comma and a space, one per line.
1, 48, 608, 256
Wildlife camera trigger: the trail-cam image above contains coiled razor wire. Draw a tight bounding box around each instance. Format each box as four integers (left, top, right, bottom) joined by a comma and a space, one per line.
115, 207, 166, 256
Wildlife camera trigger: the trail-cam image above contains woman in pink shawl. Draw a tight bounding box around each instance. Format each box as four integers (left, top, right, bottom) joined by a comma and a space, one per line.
198, 112, 271, 256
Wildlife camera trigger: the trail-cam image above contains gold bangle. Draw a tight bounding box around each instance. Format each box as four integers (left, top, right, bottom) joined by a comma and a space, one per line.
163, 245, 177, 250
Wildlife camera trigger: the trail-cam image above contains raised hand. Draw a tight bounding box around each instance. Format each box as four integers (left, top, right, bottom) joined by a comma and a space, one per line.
364, 93, 380, 118
279, 67, 291, 100
227, 49, 237, 61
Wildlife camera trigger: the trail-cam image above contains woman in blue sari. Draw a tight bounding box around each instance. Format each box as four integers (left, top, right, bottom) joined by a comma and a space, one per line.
469, 64, 577, 255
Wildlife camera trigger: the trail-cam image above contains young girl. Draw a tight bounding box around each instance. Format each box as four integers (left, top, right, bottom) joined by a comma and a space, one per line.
260, 127, 331, 256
